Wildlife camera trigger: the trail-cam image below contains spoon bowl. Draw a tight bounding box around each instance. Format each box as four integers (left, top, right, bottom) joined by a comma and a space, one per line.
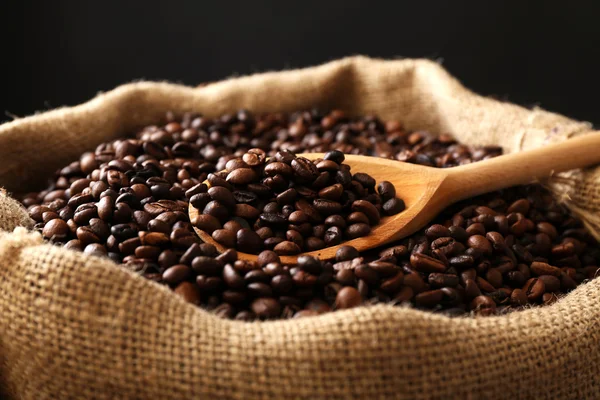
190, 154, 447, 264
191, 133, 600, 264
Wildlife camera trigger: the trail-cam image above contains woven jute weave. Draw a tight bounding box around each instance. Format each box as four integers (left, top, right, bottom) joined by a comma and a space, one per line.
0, 56, 599, 399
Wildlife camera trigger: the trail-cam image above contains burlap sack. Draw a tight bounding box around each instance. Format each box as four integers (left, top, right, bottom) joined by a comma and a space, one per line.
0, 56, 599, 399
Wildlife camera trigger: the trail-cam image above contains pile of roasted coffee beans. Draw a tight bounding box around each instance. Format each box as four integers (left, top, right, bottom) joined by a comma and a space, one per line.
191, 149, 405, 255
22, 110, 600, 320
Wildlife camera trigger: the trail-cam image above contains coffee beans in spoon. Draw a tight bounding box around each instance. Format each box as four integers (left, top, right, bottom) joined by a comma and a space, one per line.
190, 149, 405, 256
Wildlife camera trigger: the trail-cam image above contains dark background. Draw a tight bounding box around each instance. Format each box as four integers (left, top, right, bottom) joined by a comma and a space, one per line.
3, 1, 599, 125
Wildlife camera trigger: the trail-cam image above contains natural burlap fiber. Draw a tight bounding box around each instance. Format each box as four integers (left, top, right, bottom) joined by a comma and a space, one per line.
0, 56, 599, 399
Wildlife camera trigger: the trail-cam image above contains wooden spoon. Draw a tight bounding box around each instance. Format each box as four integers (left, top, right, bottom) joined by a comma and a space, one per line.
190, 133, 600, 264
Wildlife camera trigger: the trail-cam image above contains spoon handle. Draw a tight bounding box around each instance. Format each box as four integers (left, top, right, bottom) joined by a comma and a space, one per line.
444, 131, 600, 202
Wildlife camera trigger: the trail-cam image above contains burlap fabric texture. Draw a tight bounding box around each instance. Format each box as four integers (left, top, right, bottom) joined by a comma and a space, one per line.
0, 56, 599, 399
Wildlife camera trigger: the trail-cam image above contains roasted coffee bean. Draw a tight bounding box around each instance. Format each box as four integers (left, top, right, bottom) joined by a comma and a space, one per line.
42, 218, 70, 241
382, 198, 405, 215
376, 181, 396, 201
226, 168, 257, 185
410, 253, 446, 273
346, 212, 369, 225
351, 200, 380, 225
523, 278, 545, 301
236, 229, 263, 253
273, 241, 302, 255
428, 273, 459, 288
212, 229, 236, 248
191, 214, 222, 234
162, 264, 192, 285
264, 162, 294, 177
174, 282, 201, 305
291, 157, 319, 181
537, 274, 561, 292
346, 223, 371, 239
530, 261, 561, 277
336, 245, 360, 262
335, 287, 362, 309
207, 186, 235, 208
325, 214, 347, 228
467, 235, 493, 255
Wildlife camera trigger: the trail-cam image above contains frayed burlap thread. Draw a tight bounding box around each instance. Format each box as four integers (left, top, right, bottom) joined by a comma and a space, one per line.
0, 189, 33, 232
0, 56, 599, 399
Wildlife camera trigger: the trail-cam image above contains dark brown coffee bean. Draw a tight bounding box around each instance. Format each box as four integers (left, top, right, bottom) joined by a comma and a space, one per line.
207, 186, 235, 208
335, 287, 362, 309
467, 235, 493, 255
353, 265, 378, 286
325, 214, 347, 228
190, 193, 211, 211
226, 168, 257, 185
285, 230, 304, 248
523, 278, 545, 300
351, 200, 380, 225
350, 173, 374, 191
191, 214, 222, 234
42, 219, 69, 241
276, 188, 297, 205
530, 261, 561, 277
232, 204, 259, 220
313, 199, 342, 216
485, 231, 506, 251
507, 198, 530, 215
140, 231, 170, 246
222, 264, 244, 289
64, 239, 83, 251
345, 223, 371, 239
236, 229, 263, 253
537, 222, 558, 240
191, 256, 222, 276
318, 184, 344, 201
335, 245, 360, 262
428, 273, 459, 288
464, 279, 482, 298
449, 255, 475, 269
485, 268, 503, 288
376, 181, 396, 201
251, 298, 281, 319
162, 264, 192, 285
273, 240, 301, 255
382, 198, 405, 215
305, 237, 325, 251
345, 212, 368, 225
202, 201, 228, 222
212, 229, 236, 248
264, 162, 294, 177
537, 274, 561, 292
425, 224, 451, 239
271, 274, 294, 294
247, 282, 273, 297
260, 213, 288, 226
315, 160, 339, 173
291, 157, 319, 181
415, 289, 444, 307
410, 253, 446, 273
174, 282, 201, 305
510, 288, 528, 306
466, 222, 486, 236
